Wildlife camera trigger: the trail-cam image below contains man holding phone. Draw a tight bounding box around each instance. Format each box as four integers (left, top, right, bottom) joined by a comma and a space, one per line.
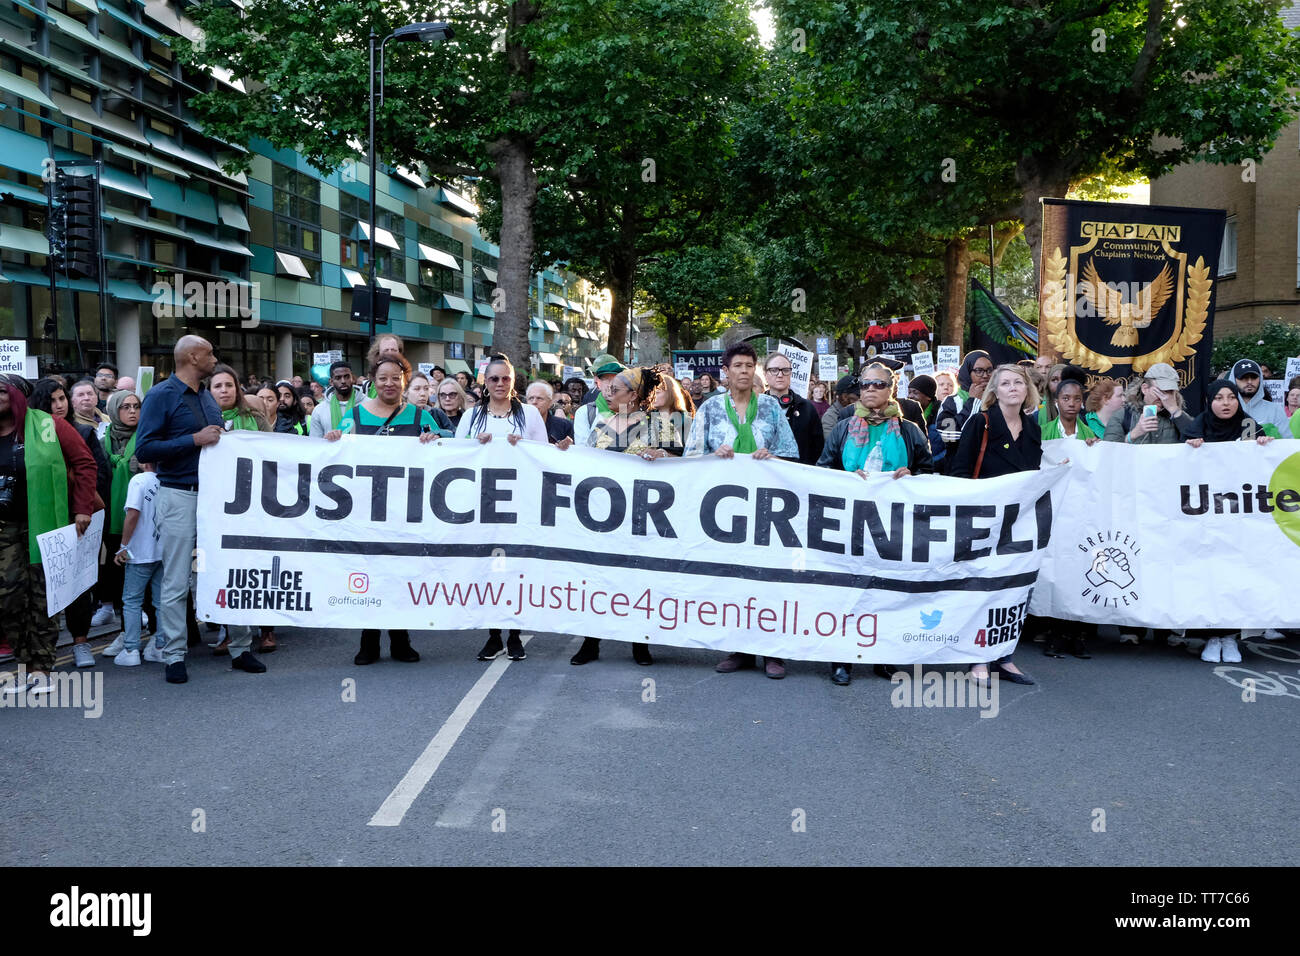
1102, 362, 1196, 445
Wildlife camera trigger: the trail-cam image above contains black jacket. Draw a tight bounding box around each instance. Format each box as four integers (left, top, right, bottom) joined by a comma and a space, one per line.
898, 395, 927, 433
818, 415, 934, 475
948, 404, 1042, 478
770, 391, 825, 465
545, 412, 574, 445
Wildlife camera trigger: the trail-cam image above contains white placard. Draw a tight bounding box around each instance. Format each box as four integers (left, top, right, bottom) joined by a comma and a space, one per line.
1264, 379, 1286, 400
1284, 356, 1300, 385
328, 350, 343, 364
417, 363, 435, 377
0, 340, 26, 374
818, 354, 838, 383
37, 511, 104, 617
777, 343, 813, 397
135, 367, 154, 398
23, 356, 37, 379
936, 346, 961, 370
313, 352, 331, 366
674, 362, 692, 381
911, 351, 935, 376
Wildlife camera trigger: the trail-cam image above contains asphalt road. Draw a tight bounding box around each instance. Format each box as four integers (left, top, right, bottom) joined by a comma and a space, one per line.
3, 626, 1296, 866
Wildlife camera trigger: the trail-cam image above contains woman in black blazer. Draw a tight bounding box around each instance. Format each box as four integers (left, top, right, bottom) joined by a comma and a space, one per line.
948, 364, 1042, 685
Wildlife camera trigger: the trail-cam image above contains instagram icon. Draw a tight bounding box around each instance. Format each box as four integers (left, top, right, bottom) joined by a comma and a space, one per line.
348, 573, 369, 594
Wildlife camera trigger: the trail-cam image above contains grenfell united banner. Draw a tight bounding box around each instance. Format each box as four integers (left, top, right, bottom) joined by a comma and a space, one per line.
1038, 198, 1225, 414
1031, 440, 1300, 629
196, 433, 1067, 663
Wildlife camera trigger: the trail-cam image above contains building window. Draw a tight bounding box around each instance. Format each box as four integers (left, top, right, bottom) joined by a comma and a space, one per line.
1218, 216, 1237, 278
340, 193, 403, 280
272, 163, 321, 281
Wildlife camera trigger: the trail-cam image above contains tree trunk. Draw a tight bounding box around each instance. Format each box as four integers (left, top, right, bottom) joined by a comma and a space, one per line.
1014, 159, 1071, 308
941, 237, 971, 347
489, 137, 537, 369
604, 254, 635, 361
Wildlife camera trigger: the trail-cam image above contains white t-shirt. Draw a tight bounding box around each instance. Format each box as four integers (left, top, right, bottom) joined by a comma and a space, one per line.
454, 402, 548, 443
122, 471, 162, 564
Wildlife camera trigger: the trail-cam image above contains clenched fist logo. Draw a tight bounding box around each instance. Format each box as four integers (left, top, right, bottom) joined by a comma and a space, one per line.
1086, 548, 1133, 589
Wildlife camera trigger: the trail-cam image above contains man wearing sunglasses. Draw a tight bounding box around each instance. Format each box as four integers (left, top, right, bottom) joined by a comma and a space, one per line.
763, 353, 824, 465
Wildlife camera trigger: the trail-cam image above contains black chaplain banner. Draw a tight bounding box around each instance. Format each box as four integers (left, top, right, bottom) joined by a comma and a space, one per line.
1038, 198, 1225, 413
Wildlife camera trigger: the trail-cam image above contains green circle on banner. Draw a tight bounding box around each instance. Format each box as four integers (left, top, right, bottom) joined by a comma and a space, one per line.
1269, 451, 1300, 548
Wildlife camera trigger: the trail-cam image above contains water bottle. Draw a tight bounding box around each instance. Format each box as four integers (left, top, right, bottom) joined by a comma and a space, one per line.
864, 443, 883, 475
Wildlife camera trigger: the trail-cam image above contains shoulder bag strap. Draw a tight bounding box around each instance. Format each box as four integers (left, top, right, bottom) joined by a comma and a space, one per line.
972, 415, 990, 479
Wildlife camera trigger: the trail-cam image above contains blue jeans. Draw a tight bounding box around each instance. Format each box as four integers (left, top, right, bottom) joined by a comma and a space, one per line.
122, 561, 163, 652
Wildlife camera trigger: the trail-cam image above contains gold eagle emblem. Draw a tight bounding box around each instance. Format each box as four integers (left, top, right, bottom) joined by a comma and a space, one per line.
1080, 260, 1174, 348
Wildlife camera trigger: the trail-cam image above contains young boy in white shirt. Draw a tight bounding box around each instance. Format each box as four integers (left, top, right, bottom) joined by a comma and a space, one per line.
112, 462, 163, 666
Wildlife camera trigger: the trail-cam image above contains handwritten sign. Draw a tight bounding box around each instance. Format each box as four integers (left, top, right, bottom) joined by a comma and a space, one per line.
37, 511, 104, 617
1265, 379, 1286, 401
818, 354, 838, 383
313, 352, 332, 367
0, 340, 26, 374
674, 362, 692, 381
1284, 356, 1300, 387
911, 351, 935, 376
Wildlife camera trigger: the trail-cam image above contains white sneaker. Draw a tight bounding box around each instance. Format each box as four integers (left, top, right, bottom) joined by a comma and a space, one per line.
104, 634, 125, 656
1262, 628, 1285, 641
1220, 636, 1242, 663
142, 642, 164, 664
1200, 637, 1222, 663
1119, 632, 1140, 645
90, 605, 116, 627
113, 649, 141, 667
72, 642, 95, 668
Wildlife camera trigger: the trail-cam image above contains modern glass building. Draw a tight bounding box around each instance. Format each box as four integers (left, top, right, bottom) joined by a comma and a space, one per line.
0, 0, 612, 382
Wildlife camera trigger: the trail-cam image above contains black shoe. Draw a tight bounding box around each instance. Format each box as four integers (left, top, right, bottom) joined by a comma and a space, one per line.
992, 661, 1034, 685
872, 664, 900, 679
231, 651, 267, 673
165, 661, 188, 684
631, 642, 653, 666
477, 634, 504, 661
354, 634, 381, 666
389, 635, 420, 663
1043, 636, 1065, 658
506, 635, 526, 661
1068, 636, 1091, 659
831, 664, 852, 686
570, 637, 600, 665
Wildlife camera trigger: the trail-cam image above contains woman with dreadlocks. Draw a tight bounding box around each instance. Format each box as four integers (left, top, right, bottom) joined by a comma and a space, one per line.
456, 355, 546, 663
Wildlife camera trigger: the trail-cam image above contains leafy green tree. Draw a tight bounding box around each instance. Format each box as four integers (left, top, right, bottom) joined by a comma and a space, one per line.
638, 239, 752, 352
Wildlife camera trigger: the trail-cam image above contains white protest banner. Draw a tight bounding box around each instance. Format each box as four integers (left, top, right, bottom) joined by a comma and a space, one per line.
1285, 356, 1300, 386
818, 354, 838, 383
936, 346, 961, 370
776, 343, 814, 397
0, 340, 26, 374
1032, 440, 1300, 628
197, 434, 1067, 663
313, 352, 331, 367
911, 351, 935, 376
37, 511, 104, 617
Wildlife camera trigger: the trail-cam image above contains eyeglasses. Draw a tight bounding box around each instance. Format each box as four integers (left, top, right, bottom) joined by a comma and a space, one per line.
859, 380, 891, 390
766, 366, 792, 375
971, 366, 994, 376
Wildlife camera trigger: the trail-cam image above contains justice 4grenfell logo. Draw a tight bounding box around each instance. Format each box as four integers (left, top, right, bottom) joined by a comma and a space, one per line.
1076, 530, 1141, 608
213, 557, 314, 612
973, 600, 1028, 650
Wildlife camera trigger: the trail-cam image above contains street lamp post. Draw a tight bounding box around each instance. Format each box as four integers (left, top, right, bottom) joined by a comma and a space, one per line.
367, 21, 454, 340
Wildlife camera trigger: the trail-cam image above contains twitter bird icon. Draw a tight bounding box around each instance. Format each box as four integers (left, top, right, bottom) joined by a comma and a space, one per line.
920, 610, 943, 630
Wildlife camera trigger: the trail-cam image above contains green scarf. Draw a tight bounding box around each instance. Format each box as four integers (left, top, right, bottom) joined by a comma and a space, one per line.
101, 430, 137, 535
724, 392, 759, 454
1041, 416, 1097, 441
330, 389, 359, 429
595, 391, 611, 417
23, 408, 70, 564
222, 408, 262, 432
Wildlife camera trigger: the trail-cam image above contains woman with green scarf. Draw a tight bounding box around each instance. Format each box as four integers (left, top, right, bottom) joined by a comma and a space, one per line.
817, 362, 933, 687
99, 389, 142, 628
0, 375, 98, 697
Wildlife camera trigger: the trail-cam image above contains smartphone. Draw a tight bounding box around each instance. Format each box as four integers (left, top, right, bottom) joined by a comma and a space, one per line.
1142, 404, 1158, 419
